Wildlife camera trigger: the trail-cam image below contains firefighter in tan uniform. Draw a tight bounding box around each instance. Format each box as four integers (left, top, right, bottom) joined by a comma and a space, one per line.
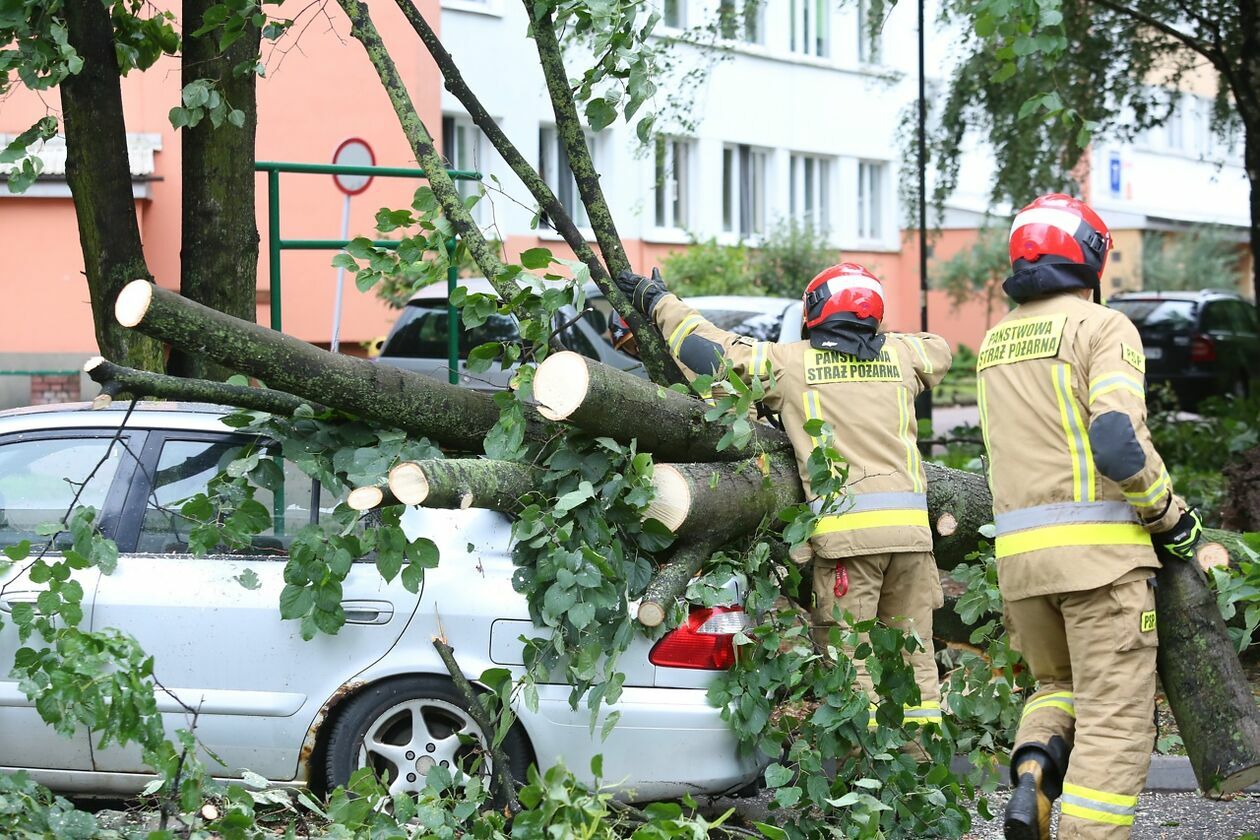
616, 264, 953, 723
978, 195, 1204, 840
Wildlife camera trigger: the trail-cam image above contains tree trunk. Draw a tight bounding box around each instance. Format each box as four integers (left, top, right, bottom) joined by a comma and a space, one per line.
1222, 444, 1260, 532
84, 356, 321, 415
533, 351, 791, 462
60, 0, 164, 371
646, 456, 803, 537
169, 0, 261, 380
391, 0, 683, 388
388, 459, 538, 510
1247, 122, 1260, 311
637, 535, 729, 628
1156, 557, 1260, 796
115, 280, 518, 451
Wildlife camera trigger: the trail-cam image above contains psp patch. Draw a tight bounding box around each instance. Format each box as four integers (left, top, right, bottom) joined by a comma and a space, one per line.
803, 347, 902, 384
977, 313, 1068, 371
1121, 343, 1147, 373
1140, 610, 1157, 633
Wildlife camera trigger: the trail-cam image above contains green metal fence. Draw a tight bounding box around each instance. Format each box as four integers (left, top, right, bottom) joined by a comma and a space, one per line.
255, 160, 482, 384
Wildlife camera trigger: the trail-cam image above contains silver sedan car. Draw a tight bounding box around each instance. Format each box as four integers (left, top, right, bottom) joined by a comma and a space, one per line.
0, 402, 761, 799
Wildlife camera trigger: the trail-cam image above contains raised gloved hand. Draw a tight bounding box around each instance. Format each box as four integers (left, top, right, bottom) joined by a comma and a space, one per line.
615, 267, 670, 316
1153, 508, 1204, 562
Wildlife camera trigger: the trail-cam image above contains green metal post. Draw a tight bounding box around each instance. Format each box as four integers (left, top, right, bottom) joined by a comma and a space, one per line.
268, 169, 282, 332
446, 238, 459, 385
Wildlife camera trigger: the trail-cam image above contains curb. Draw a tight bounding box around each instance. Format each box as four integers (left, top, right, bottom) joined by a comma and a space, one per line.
950, 755, 1260, 794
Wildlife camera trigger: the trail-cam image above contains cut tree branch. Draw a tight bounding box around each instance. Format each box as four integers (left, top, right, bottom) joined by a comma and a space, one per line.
84, 356, 322, 415
390, 0, 683, 386
389, 459, 539, 510
637, 534, 728, 627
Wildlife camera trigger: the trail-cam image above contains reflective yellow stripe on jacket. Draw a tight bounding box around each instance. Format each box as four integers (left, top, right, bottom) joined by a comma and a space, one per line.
668, 314, 703, 355
1124, 467, 1171, 509
1061, 783, 1137, 827
896, 386, 924, 493
1051, 363, 1095, 502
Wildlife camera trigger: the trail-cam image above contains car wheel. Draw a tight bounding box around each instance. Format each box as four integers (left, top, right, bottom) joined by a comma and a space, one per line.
323, 675, 533, 795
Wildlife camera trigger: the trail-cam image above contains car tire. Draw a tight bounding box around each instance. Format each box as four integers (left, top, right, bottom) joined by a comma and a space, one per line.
323, 675, 533, 795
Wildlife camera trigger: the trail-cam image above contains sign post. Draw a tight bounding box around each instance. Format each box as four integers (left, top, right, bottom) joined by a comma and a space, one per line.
330, 138, 375, 353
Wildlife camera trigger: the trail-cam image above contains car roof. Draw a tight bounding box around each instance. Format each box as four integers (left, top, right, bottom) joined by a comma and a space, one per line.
687, 295, 798, 314
1109, 290, 1246, 302
405, 278, 603, 304
0, 401, 235, 434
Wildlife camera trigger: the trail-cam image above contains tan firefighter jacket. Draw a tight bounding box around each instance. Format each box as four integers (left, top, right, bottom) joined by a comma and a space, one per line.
976, 292, 1184, 601
651, 294, 953, 559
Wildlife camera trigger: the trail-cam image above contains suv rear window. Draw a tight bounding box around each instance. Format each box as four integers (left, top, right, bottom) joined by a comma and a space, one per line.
1109, 299, 1197, 328
380, 304, 519, 359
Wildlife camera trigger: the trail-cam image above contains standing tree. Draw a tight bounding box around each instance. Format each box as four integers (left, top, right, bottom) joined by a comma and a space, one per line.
930, 0, 1260, 307
933, 225, 1010, 328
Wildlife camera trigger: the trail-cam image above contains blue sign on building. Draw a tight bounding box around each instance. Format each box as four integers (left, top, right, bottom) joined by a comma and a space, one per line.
1109, 153, 1122, 197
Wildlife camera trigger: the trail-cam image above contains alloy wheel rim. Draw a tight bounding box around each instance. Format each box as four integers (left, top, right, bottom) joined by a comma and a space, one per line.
355, 696, 489, 795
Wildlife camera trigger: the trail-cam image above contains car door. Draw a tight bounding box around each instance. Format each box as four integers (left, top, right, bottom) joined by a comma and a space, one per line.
0, 429, 141, 770
88, 430, 423, 781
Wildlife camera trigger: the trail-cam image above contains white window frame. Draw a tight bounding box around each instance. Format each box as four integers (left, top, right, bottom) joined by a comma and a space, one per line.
539, 125, 595, 230
662, 0, 686, 29
857, 0, 882, 65
442, 114, 487, 224
719, 0, 765, 44
790, 0, 830, 58
654, 136, 694, 231
442, 0, 503, 17
790, 153, 832, 233
856, 160, 886, 242
723, 143, 768, 239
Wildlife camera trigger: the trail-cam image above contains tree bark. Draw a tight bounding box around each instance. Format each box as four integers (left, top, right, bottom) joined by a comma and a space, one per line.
84, 356, 321, 415
637, 535, 729, 628
335, 0, 525, 312
646, 456, 803, 536
388, 459, 539, 510
533, 351, 792, 462
169, 0, 261, 380
115, 280, 520, 451
60, 0, 165, 371
1155, 557, 1260, 796
391, 0, 683, 387
1222, 444, 1260, 532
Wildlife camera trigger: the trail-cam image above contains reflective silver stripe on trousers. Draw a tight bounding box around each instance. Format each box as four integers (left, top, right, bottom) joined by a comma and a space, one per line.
1060, 793, 1136, 817
994, 501, 1138, 536
810, 492, 928, 516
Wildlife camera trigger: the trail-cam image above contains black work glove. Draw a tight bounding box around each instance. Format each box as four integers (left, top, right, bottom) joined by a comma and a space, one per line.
615, 267, 670, 316
1153, 508, 1204, 562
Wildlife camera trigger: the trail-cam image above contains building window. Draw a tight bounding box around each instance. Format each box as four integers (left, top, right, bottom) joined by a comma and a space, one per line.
723, 143, 768, 238
663, 0, 685, 28
539, 126, 593, 229
442, 115, 485, 222
790, 0, 830, 57
857, 161, 885, 240
1164, 95, 1185, 151
719, 0, 764, 44
857, 0, 881, 64
654, 137, 693, 230
790, 154, 831, 232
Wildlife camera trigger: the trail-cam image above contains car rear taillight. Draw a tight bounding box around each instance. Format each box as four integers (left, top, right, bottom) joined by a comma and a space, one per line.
648, 606, 750, 670
1190, 334, 1216, 362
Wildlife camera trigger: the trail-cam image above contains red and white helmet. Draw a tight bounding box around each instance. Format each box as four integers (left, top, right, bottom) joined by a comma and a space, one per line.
803, 263, 886, 330
1009, 194, 1113, 279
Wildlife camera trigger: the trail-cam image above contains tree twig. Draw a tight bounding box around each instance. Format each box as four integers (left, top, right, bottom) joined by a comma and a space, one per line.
431, 637, 520, 814
84, 356, 323, 415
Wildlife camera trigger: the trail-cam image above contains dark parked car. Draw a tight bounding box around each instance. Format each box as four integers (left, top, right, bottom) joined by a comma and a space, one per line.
1107, 290, 1259, 408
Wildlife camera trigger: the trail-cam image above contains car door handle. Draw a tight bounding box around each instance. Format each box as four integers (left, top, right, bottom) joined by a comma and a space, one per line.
0, 592, 39, 614
341, 600, 394, 625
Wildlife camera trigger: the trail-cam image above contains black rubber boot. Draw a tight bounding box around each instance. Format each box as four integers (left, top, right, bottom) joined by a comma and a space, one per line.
1003, 741, 1067, 840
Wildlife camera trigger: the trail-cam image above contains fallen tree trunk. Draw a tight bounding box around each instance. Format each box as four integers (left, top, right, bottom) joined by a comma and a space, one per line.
637, 534, 729, 628
645, 455, 802, 537
533, 351, 791, 462
1155, 557, 1260, 796
388, 460, 539, 511
115, 280, 521, 452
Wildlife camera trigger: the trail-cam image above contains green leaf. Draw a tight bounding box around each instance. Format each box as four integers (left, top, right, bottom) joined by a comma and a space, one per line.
279, 583, 314, 619
585, 98, 618, 131
376, 549, 403, 583
764, 762, 792, 788
234, 568, 262, 590
520, 247, 553, 269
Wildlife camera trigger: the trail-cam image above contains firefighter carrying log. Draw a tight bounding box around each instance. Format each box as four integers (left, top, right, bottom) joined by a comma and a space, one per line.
977, 194, 1204, 840
616, 264, 952, 724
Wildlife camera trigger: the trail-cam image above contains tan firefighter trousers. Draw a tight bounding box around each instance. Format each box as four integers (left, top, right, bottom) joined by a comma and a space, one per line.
810, 551, 943, 723
1005, 571, 1158, 839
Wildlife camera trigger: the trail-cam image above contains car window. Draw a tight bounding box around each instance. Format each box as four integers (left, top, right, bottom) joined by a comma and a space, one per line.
0, 437, 124, 548
701, 309, 785, 342
1109, 299, 1197, 330
137, 438, 318, 555
558, 311, 602, 360
380, 304, 519, 359
1200, 302, 1233, 332
1226, 301, 1258, 335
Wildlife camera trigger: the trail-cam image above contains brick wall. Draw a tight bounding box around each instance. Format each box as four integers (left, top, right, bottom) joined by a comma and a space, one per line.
29, 374, 81, 405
